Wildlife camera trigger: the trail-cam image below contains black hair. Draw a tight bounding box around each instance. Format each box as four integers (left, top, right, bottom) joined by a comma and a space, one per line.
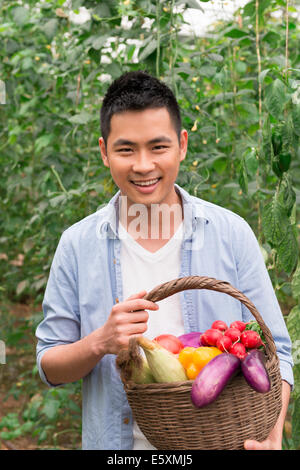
100, 70, 182, 145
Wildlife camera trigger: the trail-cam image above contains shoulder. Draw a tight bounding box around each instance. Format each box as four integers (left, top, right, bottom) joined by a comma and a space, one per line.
186, 190, 249, 228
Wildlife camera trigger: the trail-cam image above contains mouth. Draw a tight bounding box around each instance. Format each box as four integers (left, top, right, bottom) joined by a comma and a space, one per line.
130, 177, 161, 194
131, 177, 161, 187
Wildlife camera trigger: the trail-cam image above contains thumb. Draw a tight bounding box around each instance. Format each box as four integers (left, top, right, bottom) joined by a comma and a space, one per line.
244, 439, 263, 450
126, 290, 148, 301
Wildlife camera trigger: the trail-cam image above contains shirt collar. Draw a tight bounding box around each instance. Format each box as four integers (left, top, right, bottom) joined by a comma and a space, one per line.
97, 184, 210, 237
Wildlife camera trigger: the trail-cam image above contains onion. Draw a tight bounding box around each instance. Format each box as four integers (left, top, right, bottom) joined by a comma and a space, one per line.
178, 332, 203, 348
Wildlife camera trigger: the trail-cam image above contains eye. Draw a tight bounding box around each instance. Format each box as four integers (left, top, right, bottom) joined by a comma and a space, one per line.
153, 145, 169, 151
117, 147, 133, 153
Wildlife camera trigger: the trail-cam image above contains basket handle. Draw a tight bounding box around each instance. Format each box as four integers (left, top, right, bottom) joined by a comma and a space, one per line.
143, 275, 277, 358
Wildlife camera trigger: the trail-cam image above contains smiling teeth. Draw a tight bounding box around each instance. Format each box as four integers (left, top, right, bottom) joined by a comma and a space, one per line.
133, 178, 159, 186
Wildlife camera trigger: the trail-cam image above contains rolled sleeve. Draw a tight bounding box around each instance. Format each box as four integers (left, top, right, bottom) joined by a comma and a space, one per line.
233, 219, 294, 388
36, 230, 80, 387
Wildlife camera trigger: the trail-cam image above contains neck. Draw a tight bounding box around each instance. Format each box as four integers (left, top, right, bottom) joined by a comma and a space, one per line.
119, 192, 183, 241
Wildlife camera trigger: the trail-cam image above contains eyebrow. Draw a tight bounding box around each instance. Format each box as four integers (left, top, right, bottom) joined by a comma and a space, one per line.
112, 136, 172, 148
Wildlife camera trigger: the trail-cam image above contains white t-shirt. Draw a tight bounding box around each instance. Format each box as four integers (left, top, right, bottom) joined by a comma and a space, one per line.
119, 221, 185, 450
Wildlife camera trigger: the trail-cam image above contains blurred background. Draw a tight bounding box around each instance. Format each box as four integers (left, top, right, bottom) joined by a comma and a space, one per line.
0, 0, 299, 450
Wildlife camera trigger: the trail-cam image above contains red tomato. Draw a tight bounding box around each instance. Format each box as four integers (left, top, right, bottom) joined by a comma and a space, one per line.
216, 335, 232, 352
211, 320, 228, 332
240, 330, 263, 349
201, 329, 223, 347
230, 321, 247, 332
153, 334, 184, 354
224, 327, 241, 343
229, 342, 247, 360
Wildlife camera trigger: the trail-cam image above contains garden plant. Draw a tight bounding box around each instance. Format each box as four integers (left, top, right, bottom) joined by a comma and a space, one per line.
0, 0, 299, 449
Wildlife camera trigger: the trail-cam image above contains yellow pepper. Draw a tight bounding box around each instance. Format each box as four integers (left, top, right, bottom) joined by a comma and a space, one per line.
178, 346, 223, 380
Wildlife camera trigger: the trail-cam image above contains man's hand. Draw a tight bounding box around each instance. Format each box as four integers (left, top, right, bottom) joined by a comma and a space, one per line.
244, 380, 291, 451
98, 290, 159, 355
244, 437, 281, 450
41, 290, 158, 385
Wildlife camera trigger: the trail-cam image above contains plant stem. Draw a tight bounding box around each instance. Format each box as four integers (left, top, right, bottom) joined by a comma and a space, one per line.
51, 165, 68, 193
285, 0, 289, 83
169, 0, 178, 98
156, 0, 160, 77
255, 0, 262, 132
255, 0, 262, 241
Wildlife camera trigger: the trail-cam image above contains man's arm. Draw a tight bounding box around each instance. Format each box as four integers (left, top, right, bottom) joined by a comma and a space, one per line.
41, 291, 158, 385
244, 380, 291, 450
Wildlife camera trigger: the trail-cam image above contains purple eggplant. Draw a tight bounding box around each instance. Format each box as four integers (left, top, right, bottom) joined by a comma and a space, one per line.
241, 349, 271, 393
178, 332, 203, 348
191, 353, 241, 408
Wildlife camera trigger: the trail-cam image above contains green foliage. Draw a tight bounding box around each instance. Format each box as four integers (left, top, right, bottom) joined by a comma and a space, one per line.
0, 0, 299, 449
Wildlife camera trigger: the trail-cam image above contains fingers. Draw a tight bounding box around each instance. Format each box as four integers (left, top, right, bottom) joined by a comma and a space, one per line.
113, 297, 159, 314
244, 440, 258, 450
244, 439, 271, 450
126, 290, 147, 301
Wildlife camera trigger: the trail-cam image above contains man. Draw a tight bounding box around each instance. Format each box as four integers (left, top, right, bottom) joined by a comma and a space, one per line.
36, 70, 293, 450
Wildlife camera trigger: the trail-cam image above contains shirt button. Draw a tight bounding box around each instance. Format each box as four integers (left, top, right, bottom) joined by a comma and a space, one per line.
123, 418, 129, 425
115, 297, 119, 303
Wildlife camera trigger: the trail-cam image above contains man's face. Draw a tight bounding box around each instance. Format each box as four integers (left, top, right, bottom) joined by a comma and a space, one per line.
99, 107, 188, 208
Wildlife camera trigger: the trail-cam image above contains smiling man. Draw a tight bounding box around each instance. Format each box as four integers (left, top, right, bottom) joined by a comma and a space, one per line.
36, 71, 293, 451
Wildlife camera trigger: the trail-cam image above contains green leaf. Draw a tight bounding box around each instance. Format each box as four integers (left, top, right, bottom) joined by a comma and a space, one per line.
262, 31, 281, 46
35, 135, 53, 153
41, 399, 60, 420
206, 53, 224, 63
239, 157, 248, 194
12, 6, 29, 26
212, 158, 227, 175
244, 148, 259, 177
91, 36, 108, 50
292, 104, 300, 137
291, 261, 300, 300
68, 111, 92, 125
16, 280, 29, 296
43, 19, 58, 40
292, 396, 300, 448
127, 44, 136, 61
277, 174, 296, 217
265, 79, 289, 118
259, 68, 271, 84
287, 305, 300, 398
224, 28, 248, 39
262, 197, 288, 246
138, 38, 157, 62
277, 224, 298, 275
199, 65, 217, 78
262, 115, 273, 163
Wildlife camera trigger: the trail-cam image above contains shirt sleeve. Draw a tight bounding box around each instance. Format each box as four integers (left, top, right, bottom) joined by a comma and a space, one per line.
35, 230, 80, 387
233, 217, 294, 388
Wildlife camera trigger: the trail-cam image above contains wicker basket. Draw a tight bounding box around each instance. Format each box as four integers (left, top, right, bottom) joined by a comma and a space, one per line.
117, 276, 282, 450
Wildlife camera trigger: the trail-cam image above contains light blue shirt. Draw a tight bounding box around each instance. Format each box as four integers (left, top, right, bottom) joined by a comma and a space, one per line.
36, 184, 293, 450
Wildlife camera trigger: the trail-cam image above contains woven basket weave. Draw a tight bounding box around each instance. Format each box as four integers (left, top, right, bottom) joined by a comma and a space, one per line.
117, 276, 282, 450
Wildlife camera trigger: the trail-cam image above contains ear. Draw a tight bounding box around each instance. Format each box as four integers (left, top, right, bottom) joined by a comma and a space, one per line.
179, 129, 188, 162
99, 137, 109, 168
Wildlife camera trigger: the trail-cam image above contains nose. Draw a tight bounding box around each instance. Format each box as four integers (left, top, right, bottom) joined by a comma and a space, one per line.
132, 149, 156, 174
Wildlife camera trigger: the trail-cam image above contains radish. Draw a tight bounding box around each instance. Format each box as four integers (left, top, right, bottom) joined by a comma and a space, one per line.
201, 329, 223, 347
224, 327, 241, 343
216, 335, 232, 353
229, 342, 247, 360
240, 330, 263, 349
211, 320, 228, 332
230, 321, 246, 332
